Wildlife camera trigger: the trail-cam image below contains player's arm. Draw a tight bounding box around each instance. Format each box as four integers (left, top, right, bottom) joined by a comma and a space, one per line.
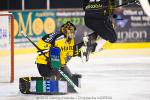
36, 33, 62, 64
36, 33, 58, 57
36, 39, 51, 55
38, 32, 61, 51
82, 0, 89, 10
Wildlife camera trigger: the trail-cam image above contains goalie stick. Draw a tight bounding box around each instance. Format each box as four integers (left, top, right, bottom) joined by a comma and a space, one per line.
21, 31, 49, 59
21, 31, 80, 93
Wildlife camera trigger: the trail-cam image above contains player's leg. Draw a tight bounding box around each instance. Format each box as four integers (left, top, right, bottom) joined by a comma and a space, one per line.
61, 65, 82, 92
96, 18, 117, 41
61, 65, 72, 78
94, 18, 117, 51
102, 17, 117, 43
37, 63, 52, 77
87, 33, 98, 53
84, 17, 117, 52
84, 17, 106, 52
37, 63, 60, 79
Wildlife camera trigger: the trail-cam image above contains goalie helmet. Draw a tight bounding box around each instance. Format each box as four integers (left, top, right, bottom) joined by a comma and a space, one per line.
60, 21, 76, 39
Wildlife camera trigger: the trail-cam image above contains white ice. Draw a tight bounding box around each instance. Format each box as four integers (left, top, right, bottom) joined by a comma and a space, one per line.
0, 49, 150, 100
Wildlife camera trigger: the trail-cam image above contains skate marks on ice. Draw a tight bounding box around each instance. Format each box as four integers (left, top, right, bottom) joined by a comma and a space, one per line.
1, 50, 150, 100
68, 55, 150, 100
0, 83, 19, 97
0, 54, 39, 99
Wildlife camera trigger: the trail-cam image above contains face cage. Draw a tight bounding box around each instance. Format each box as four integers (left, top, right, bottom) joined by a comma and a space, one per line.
64, 27, 76, 39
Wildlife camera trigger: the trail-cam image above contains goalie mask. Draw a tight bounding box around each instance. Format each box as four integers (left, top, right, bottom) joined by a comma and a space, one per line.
60, 21, 76, 40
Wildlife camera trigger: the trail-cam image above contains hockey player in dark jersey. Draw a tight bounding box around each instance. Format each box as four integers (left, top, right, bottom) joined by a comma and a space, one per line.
82, 0, 117, 52
82, 0, 139, 52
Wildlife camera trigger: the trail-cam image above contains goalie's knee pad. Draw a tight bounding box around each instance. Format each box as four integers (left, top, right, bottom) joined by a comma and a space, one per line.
19, 77, 31, 94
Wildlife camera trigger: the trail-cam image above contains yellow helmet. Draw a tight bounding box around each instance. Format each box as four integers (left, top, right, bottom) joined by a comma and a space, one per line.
60, 21, 76, 39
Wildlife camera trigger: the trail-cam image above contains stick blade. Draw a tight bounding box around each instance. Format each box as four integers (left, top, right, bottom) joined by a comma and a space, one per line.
21, 30, 26, 37
74, 86, 81, 93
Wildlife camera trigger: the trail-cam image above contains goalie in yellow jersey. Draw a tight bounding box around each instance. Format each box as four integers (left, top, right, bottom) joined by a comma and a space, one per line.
36, 21, 84, 81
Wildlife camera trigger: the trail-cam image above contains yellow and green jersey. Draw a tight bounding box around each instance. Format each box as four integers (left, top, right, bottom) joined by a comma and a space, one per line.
36, 32, 78, 66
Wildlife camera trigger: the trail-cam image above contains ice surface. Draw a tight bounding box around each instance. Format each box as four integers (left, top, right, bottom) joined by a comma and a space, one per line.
1, 49, 150, 100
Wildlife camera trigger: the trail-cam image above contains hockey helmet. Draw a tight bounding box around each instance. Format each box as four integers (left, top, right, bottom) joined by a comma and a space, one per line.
60, 21, 76, 39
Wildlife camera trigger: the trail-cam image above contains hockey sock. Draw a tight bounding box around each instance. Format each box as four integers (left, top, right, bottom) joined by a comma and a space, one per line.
95, 37, 107, 52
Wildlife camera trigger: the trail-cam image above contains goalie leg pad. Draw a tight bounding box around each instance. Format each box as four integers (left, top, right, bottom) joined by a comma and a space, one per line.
19, 77, 67, 94
19, 75, 82, 94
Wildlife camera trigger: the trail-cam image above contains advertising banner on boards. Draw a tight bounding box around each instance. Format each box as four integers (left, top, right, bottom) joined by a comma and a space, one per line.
114, 4, 150, 42
12, 6, 150, 48
13, 10, 56, 48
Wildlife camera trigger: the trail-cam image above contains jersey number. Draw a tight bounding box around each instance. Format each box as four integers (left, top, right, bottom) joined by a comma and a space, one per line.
89, 0, 101, 2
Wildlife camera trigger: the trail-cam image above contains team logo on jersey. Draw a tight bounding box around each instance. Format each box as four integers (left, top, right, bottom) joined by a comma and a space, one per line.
86, 3, 102, 9
60, 46, 73, 51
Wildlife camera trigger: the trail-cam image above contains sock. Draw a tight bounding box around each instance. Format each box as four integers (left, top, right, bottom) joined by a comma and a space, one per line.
95, 38, 107, 52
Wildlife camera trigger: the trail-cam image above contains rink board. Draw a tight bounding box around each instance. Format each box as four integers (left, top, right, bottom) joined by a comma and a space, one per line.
11, 42, 150, 55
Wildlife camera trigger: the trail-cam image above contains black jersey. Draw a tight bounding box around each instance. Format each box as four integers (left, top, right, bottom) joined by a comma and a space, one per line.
82, 0, 114, 18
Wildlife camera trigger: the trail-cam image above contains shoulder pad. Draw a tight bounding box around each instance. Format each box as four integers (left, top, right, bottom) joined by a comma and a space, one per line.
56, 35, 64, 41
42, 32, 58, 43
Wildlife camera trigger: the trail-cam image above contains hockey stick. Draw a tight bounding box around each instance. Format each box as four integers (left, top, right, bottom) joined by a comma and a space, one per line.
21, 31, 49, 59
21, 31, 80, 93
58, 69, 80, 92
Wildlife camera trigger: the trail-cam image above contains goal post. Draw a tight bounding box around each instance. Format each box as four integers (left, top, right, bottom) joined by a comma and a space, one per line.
0, 13, 14, 83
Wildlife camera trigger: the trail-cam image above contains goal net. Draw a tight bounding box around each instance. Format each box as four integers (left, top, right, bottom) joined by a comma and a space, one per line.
0, 13, 14, 82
